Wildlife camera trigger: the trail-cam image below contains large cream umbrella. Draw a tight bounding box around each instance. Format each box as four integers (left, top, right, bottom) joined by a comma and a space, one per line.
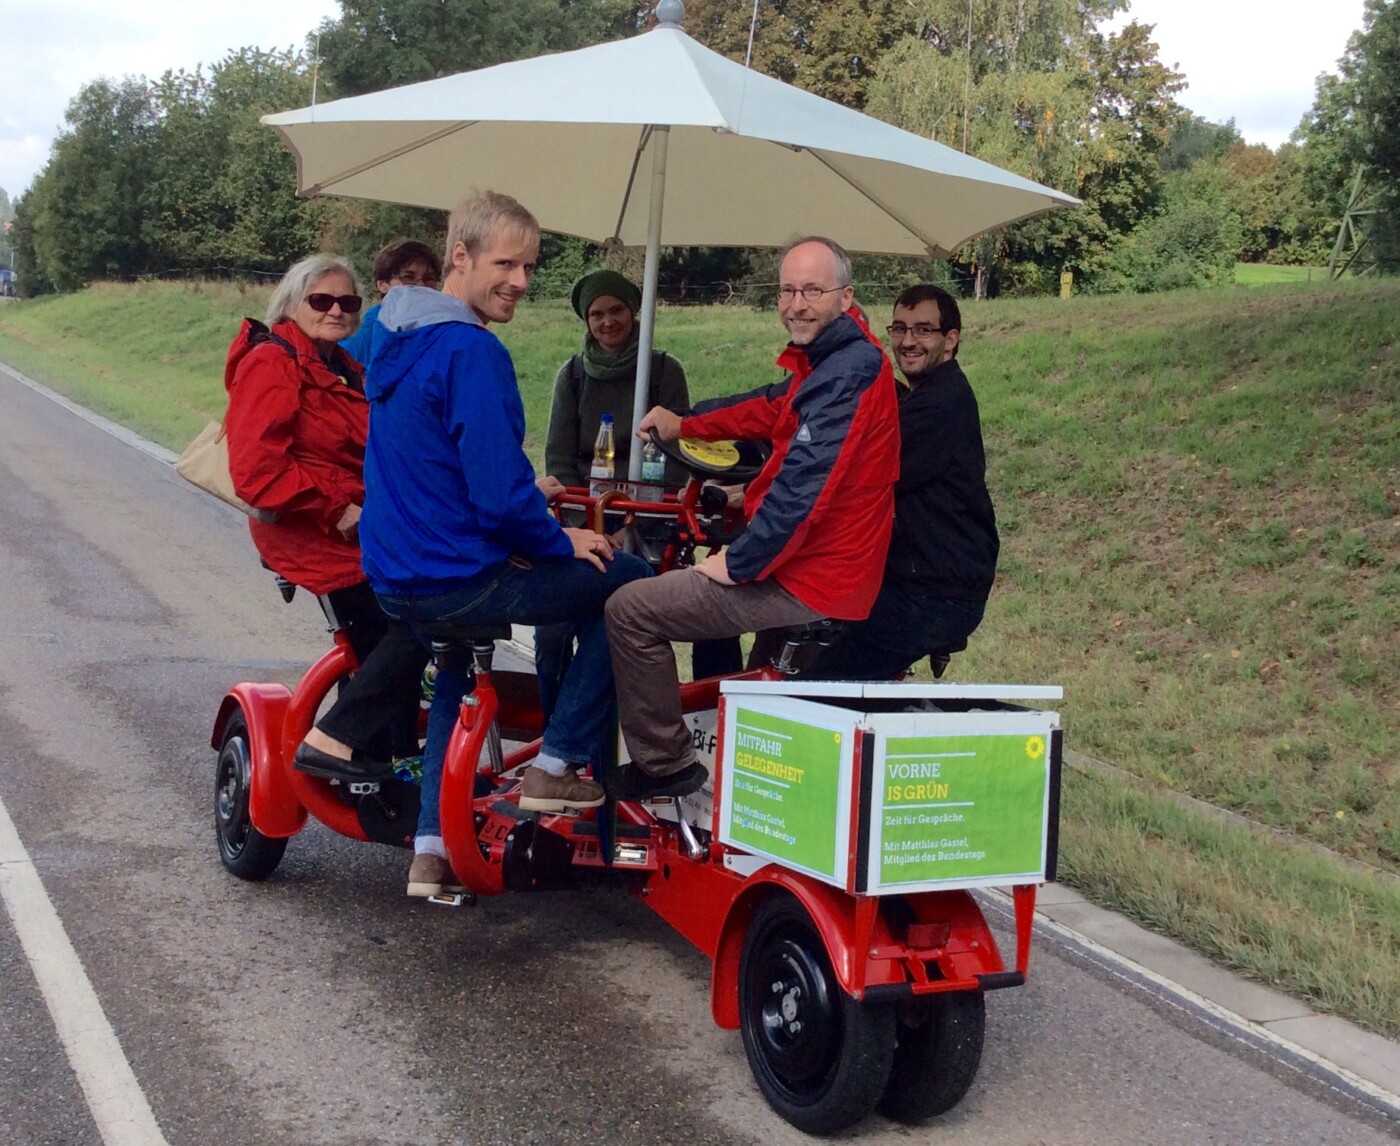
265, 0, 1078, 477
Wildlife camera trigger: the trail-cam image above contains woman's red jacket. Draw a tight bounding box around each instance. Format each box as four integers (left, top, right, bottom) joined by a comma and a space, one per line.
223, 318, 369, 595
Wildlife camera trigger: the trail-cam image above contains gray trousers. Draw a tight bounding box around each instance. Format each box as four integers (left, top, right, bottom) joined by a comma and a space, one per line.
606, 569, 821, 775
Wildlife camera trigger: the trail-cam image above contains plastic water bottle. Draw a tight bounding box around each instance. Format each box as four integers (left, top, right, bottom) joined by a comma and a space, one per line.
639, 437, 665, 502
589, 414, 615, 496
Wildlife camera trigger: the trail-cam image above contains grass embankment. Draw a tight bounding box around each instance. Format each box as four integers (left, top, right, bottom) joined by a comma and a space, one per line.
1233, 263, 1326, 286
1, 279, 1397, 1036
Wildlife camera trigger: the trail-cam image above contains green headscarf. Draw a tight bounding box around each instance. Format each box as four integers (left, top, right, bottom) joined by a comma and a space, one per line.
572, 269, 644, 382
571, 269, 642, 319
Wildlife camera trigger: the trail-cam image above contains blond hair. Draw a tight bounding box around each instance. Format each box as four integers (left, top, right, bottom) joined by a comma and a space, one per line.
444, 191, 539, 263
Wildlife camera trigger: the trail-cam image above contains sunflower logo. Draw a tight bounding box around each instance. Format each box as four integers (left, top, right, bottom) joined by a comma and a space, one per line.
1025, 735, 1046, 760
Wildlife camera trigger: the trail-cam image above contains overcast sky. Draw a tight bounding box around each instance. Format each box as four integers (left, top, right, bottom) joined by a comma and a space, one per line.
0, 1, 1370, 202
1109, 0, 1366, 148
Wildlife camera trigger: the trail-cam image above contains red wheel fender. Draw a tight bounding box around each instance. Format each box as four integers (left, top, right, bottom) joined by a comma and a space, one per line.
709, 868, 864, 1030
211, 684, 306, 839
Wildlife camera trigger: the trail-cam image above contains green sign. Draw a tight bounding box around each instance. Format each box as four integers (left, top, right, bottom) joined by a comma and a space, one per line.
725, 706, 847, 880
875, 730, 1049, 887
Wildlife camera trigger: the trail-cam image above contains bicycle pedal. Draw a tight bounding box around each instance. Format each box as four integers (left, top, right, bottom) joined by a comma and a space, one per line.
347, 781, 382, 796
426, 892, 476, 908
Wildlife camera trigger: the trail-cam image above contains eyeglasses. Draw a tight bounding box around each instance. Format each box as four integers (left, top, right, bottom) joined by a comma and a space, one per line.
886, 323, 945, 340
306, 293, 363, 314
778, 285, 845, 304
390, 272, 438, 288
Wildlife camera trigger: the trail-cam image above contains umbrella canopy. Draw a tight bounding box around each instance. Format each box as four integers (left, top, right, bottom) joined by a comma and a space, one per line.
264, 1, 1079, 477
264, 7, 1077, 258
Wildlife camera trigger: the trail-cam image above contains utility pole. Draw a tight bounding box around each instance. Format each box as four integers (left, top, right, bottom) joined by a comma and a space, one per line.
962, 0, 972, 154
1328, 165, 1381, 280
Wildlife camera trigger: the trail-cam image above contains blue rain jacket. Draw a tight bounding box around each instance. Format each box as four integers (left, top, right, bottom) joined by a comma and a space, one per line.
359, 287, 571, 595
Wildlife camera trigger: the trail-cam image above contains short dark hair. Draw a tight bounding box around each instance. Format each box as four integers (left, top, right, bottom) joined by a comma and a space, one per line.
372, 238, 443, 286
894, 283, 961, 338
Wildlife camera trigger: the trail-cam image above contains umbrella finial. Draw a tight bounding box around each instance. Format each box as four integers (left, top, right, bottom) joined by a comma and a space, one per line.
655, 0, 685, 28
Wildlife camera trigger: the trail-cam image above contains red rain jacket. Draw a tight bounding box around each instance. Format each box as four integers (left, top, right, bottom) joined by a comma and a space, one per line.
224, 318, 368, 595
680, 311, 899, 620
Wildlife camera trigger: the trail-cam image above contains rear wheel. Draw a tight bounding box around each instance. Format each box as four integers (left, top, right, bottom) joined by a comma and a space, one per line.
215, 711, 288, 881
877, 990, 985, 1123
739, 893, 896, 1134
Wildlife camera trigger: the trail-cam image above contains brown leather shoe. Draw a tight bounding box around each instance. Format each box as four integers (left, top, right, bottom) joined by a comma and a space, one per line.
517, 765, 605, 813
406, 853, 468, 897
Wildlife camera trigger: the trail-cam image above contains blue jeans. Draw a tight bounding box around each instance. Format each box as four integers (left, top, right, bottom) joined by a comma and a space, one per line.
376, 551, 652, 838
533, 620, 576, 724
804, 583, 986, 682
535, 623, 743, 723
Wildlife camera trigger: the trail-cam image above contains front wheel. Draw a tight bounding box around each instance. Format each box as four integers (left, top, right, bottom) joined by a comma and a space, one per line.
739, 893, 896, 1134
877, 990, 985, 1122
215, 711, 288, 881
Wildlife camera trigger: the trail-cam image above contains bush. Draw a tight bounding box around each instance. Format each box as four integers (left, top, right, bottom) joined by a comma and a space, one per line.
1105, 190, 1242, 293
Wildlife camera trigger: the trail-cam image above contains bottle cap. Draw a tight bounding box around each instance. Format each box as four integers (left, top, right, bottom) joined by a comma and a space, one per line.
601, 413, 614, 423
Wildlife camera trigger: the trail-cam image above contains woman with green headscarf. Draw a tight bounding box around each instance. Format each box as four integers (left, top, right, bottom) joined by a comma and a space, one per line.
544, 269, 690, 487
538, 269, 737, 722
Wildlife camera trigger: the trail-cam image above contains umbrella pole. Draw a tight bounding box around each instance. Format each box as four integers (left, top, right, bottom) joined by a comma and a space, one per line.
629, 125, 670, 482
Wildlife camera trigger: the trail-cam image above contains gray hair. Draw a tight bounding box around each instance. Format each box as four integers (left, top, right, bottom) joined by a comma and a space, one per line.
778, 236, 853, 287
265, 254, 364, 336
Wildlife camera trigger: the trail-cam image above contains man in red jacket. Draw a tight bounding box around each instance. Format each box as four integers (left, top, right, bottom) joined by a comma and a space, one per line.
605, 236, 900, 799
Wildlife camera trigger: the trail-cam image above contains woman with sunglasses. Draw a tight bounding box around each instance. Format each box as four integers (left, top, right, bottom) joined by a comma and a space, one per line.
225, 254, 429, 784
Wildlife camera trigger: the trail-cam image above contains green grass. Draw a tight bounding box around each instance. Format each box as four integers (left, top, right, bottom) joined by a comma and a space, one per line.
1234, 262, 1325, 285
1063, 763, 1400, 1037
2, 277, 1398, 1035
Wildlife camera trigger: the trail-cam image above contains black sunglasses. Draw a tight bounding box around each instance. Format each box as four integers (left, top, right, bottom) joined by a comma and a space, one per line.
306, 293, 363, 314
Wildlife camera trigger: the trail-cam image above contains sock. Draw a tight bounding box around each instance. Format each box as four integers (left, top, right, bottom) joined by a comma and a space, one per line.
414, 834, 446, 858
532, 751, 570, 777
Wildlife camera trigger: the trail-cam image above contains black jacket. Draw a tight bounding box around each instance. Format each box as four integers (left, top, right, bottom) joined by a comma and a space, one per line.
885, 358, 998, 600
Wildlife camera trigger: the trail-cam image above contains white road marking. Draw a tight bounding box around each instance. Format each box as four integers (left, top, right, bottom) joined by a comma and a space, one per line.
0, 792, 170, 1146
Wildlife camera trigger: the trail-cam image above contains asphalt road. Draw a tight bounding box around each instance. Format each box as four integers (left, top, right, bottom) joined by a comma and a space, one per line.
0, 365, 1393, 1146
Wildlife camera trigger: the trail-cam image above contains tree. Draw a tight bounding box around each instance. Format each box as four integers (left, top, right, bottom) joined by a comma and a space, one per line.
680, 0, 921, 108
314, 0, 646, 98
26, 78, 159, 291
1219, 142, 1281, 262
308, 3, 651, 285
0, 188, 14, 278
1159, 114, 1241, 174
142, 50, 329, 275
866, 3, 1185, 294
10, 192, 48, 297
1351, 0, 1400, 183
148, 50, 327, 273
1104, 162, 1242, 291
1281, 1, 1400, 274
1268, 142, 1337, 265
1348, 0, 1400, 269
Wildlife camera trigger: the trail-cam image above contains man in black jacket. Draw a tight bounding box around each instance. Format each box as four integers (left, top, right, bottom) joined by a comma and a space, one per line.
806, 283, 998, 680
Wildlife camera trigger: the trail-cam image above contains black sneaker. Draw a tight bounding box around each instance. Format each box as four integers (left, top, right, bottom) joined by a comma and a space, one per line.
609, 761, 709, 802
293, 743, 393, 781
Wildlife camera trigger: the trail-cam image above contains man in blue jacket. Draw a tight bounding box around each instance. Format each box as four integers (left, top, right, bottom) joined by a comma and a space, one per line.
359, 191, 651, 897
